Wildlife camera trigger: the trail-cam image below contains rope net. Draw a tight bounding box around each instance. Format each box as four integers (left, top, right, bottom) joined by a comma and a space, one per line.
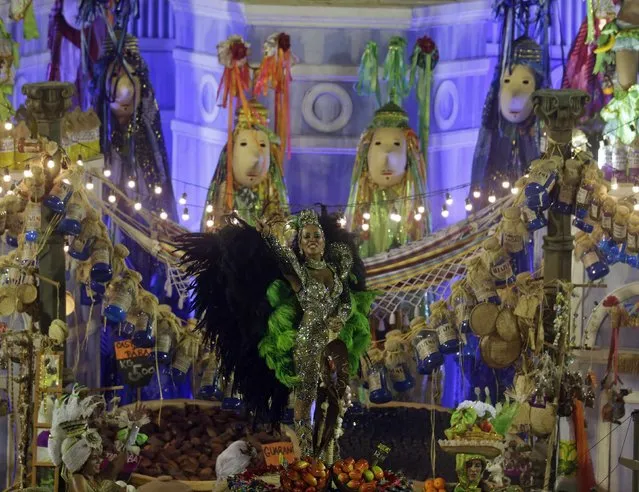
364, 196, 513, 318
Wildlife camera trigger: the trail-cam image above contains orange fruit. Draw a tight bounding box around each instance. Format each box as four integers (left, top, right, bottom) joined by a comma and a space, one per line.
425, 487, 437, 492
424, 479, 434, 489
433, 478, 446, 489
437, 489, 446, 492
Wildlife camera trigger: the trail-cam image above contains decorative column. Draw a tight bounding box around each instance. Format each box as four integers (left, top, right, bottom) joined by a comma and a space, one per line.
531, 88, 589, 491
22, 82, 74, 334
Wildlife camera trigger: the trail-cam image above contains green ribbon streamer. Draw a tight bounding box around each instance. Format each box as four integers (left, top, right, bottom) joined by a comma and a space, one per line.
383, 37, 409, 105
586, 0, 595, 44
409, 45, 432, 180
23, 2, 39, 40
356, 41, 381, 107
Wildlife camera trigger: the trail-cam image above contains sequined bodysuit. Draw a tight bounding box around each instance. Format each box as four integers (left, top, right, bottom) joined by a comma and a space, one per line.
263, 234, 353, 404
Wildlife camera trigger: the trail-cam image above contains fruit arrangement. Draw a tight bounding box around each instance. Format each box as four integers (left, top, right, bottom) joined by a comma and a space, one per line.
423, 477, 447, 492
332, 457, 412, 491
280, 457, 330, 491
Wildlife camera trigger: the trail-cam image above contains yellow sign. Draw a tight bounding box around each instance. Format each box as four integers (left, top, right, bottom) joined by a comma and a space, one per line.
262, 441, 295, 466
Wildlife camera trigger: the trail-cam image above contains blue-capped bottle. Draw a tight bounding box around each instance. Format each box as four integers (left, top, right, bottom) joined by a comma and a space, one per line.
23, 201, 41, 242
171, 320, 199, 381
522, 205, 547, 232
465, 256, 500, 305
366, 358, 393, 404
90, 239, 113, 283
69, 212, 100, 261
411, 325, 444, 375
524, 157, 560, 211
131, 292, 159, 348
450, 279, 475, 335
383, 331, 415, 392
80, 283, 102, 306
199, 355, 224, 400
573, 177, 595, 233
155, 308, 177, 363
612, 204, 631, 264
575, 232, 610, 281
43, 174, 73, 214
501, 207, 530, 275
552, 159, 581, 215
483, 237, 515, 287
58, 194, 85, 236
104, 272, 140, 323
430, 300, 459, 355
589, 187, 604, 226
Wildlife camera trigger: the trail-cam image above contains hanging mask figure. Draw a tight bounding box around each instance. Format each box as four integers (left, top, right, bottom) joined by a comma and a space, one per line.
499, 64, 536, 124
107, 62, 141, 128
232, 128, 271, 187
367, 127, 408, 188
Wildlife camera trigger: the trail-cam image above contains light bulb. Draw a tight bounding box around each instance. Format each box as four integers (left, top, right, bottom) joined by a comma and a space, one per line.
154, 184, 162, 195
103, 168, 112, 178
127, 177, 136, 189
3, 169, 10, 183
472, 188, 481, 199
181, 207, 190, 221
85, 179, 94, 190
488, 191, 496, 203
47, 159, 55, 169
634, 202, 639, 212
390, 212, 401, 223
414, 212, 422, 221
134, 201, 142, 211
445, 192, 453, 206
179, 192, 187, 205
501, 179, 511, 189
417, 205, 425, 214
441, 204, 449, 218
362, 211, 371, 221
205, 202, 213, 214
76, 156, 84, 167
465, 198, 473, 212
107, 193, 116, 204
611, 176, 618, 191
206, 218, 214, 228
338, 217, 347, 227
511, 186, 519, 195
6, 188, 13, 196
160, 209, 168, 220
634, 182, 639, 194
23, 165, 32, 178
4, 121, 12, 131
63, 244, 69, 253
362, 223, 370, 231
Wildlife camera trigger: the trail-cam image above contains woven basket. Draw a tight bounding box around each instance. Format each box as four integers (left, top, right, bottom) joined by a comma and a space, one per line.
438, 439, 504, 459
459, 430, 503, 442
470, 303, 499, 336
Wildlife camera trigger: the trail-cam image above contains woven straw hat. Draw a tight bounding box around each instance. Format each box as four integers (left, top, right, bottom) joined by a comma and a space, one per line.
479, 333, 522, 369
470, 302, 499, 336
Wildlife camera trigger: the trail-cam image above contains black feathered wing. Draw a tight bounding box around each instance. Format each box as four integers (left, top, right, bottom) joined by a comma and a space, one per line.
177, 222, 290, 421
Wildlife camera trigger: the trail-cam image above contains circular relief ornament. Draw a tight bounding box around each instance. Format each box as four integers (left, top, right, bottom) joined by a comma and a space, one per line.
433, 80, 459, 131
199, 74, 220, 124
302, 83, 353, 133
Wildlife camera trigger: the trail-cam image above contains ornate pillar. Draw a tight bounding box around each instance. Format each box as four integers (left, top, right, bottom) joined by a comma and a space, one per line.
23, 82, 74, 334
531, 88, 589, 491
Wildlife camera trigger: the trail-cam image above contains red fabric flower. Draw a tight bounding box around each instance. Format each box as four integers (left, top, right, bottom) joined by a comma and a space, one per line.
603, 296, 620, 308
278, 33, 291, 52
417, 36, 436, 54
230, 40, 248, 61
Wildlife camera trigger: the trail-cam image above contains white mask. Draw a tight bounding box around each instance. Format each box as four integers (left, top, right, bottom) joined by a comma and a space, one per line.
499, 64, 536, 124
367, 127, 407, 188
232, 128, 270, 188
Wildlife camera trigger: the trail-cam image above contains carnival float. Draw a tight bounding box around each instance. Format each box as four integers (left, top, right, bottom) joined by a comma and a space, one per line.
0, 0, 638, 491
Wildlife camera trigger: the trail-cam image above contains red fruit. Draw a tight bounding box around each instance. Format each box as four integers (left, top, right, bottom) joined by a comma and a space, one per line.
304, 487, 316, 492
344, 457, 355, 465
359, 484, 376, 492
480, 420, 493, 432
317, 477, 327, 489
287, 470, 301, 481
338, 472, 349, 484
349, 470, 363, 481
342, 463, 354, 473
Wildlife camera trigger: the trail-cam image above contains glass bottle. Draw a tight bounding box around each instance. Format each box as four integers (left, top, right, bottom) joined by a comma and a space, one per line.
483, 237, 515, 287
104, 275, 138, 323
43, 175, 73, 214
573, 177, 594, 232
524, 158, 559, 211
522, 206, 547, 232
449, 279, 475, 334
367, 362, 393, 404
466, 256, 500, 304
199, 356, 224, 400
501, 207, 530, 275
131, 293, 158, 348
575, 232, 610, 281
599, 197, 617, 262
5, 212, 23, 248
69, 215, 99, 261
611, 204, 630, 264
430, 300, 459, 355
384, 332, 415, 392
24, 201, 41, 242
589, 186, 604, 224
412, 329, 444, 375
58, 194, 85, 236
552, 159, 580, 215
90, 239, 113, 283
